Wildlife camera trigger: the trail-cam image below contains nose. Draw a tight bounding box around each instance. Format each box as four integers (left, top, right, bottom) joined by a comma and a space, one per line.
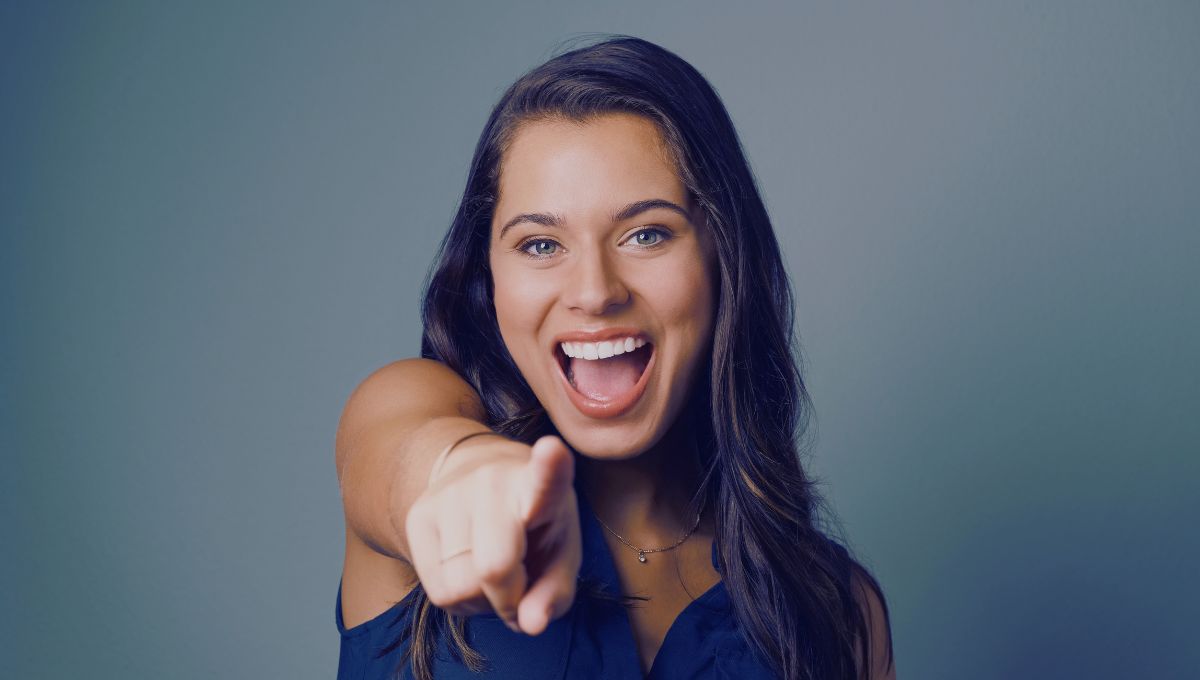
561, 247, 631, 315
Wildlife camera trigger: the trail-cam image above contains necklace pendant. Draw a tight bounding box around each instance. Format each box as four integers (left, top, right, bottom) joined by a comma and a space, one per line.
638, 550, 647, 563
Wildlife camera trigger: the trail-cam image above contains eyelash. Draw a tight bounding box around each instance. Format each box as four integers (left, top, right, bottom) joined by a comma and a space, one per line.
515, 227, 671, 260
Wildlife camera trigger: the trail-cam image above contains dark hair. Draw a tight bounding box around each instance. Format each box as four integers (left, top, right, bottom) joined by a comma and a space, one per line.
401, 34, 893, 680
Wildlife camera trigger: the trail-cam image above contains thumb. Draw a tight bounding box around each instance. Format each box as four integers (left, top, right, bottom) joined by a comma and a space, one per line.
516, 435, 574, 525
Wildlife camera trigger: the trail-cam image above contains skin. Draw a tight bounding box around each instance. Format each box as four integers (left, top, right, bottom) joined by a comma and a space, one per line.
490, 114, 716, 462
488, 112, 722, 672
340, 111, 894, 677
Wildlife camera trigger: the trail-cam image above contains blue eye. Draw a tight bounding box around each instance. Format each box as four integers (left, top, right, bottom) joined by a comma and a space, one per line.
519, 239, 559, 258
516, 228, 669, 260
630, 228, 668, 247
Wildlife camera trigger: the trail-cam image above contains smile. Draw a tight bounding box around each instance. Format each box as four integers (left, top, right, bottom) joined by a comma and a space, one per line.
553, 339, 655, 419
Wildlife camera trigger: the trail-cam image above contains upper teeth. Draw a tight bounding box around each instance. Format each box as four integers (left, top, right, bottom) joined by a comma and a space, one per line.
561, 336, 647, 360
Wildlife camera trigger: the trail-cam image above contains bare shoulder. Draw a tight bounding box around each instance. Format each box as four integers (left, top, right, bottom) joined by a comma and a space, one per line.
850, 563, 897, 680
336, 358, 485, 480
339, 358, 485, 432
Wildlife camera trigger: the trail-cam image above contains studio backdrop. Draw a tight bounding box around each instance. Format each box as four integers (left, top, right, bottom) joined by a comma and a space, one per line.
3, 2, 1197, 678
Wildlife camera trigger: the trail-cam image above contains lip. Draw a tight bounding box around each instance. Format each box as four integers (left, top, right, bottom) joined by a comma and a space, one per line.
551, 326, 653, 348
552, 334, 656, 420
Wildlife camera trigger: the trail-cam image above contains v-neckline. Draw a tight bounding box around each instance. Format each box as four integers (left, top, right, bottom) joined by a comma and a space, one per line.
575, 480, 727, 679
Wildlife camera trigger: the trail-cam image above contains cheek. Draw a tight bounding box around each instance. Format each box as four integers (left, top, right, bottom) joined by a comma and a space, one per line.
644, 258, 716, 336
490, 263, 555, 357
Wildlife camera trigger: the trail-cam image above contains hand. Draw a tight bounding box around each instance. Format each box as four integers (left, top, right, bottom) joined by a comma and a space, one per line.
404, 434, 581, 635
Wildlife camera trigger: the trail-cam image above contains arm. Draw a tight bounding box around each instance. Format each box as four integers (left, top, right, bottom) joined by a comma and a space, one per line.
335, 357, 529, 562
335, 358, 581, 634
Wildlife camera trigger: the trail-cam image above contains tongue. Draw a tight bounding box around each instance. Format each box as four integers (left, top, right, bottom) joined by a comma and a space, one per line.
570, 353, 644, 401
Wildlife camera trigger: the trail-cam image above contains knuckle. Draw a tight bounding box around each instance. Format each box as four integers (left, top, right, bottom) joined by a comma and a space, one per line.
473, 462, 509, 490
441, 574, 482, 604
428, 583, 468, 608
474, 553, 515, 584
490, 597, 516, 616
424, 584, 451, 608
435, 490, 465, 519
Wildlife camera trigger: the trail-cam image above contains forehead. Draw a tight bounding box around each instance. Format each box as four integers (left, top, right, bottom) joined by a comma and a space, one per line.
493, 113, 688, 222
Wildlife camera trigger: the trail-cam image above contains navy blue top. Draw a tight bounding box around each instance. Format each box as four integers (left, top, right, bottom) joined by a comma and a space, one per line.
336, 478, 779, 679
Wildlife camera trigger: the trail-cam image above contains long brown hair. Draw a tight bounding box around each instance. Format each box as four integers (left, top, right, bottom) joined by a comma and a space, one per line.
397, 34, 894, 679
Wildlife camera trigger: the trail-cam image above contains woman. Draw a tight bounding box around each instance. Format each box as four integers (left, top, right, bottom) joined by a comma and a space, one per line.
336, 35, 895, 680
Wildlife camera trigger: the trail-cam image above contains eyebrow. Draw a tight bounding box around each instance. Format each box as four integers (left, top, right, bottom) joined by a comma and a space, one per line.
497, 198, 691, 240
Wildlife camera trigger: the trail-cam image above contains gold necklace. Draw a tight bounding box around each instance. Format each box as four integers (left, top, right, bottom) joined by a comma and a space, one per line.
594, 495, 707, 564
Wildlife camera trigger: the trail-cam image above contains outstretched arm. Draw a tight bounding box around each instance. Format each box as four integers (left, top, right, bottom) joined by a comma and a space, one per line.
335, 358, 515, 562
335, 358, 581, 634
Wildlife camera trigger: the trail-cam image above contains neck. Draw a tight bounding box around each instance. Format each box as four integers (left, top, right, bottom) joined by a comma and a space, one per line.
577, 413, 707, 545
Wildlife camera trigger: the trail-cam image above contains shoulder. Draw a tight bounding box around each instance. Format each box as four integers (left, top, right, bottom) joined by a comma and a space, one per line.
847, 558, 896, 680
339, 359, 486, 433
818, 536, 895, 679
335, 358, 488, 498
347, 358, 484, 412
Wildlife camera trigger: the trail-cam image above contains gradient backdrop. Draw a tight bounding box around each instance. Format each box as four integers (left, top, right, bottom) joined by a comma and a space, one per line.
3, 2, 1198, 678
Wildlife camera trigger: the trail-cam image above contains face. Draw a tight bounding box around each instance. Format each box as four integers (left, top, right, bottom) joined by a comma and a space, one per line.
488, 113, 717, 460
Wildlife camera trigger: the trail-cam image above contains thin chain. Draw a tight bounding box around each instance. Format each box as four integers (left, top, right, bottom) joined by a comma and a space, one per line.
594, 493, 708, 564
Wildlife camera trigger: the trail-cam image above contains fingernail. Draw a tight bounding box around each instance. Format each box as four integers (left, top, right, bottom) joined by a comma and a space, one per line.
504, 619, 521, 634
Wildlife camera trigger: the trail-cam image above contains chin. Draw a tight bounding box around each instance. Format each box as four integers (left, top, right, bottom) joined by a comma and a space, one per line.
564, 435, 651, 461
547, 412, 662, 460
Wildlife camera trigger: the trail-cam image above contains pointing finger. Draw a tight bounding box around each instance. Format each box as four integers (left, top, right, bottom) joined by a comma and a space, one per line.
518, 435, 574, 526
516, 501, 581, 635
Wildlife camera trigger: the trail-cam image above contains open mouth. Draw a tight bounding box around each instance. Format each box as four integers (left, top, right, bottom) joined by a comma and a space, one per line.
554, 341, 655, 418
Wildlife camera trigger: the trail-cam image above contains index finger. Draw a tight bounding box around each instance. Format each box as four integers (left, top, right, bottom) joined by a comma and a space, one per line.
517, 435, 575, 526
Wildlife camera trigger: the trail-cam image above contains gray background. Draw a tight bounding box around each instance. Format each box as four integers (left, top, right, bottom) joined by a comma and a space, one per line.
3, 1, 1197, 678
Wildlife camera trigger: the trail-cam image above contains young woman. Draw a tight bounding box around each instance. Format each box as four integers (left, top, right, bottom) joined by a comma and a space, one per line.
335, 36, 895, 680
